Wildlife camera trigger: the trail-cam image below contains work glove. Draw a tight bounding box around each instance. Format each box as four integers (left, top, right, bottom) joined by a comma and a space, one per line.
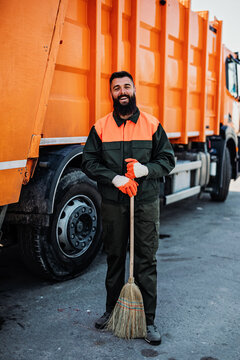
125, 158, 149, 179
112, 175, 138, 197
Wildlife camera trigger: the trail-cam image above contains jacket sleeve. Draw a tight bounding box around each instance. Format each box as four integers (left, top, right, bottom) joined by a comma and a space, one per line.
82, 126, 118, 183
145, 123, 175, 178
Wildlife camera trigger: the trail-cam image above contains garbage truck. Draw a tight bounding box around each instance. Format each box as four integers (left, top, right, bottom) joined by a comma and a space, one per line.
1, 0, 239, 280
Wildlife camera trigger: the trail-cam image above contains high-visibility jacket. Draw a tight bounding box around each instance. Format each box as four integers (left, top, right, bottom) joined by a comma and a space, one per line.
82, 109, 175, 204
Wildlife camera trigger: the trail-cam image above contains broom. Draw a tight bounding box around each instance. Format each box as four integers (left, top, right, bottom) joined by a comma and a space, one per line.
107, 196, 147, 339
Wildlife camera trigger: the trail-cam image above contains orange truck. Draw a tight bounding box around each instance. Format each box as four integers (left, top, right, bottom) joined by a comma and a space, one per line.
1, 0, 239, 280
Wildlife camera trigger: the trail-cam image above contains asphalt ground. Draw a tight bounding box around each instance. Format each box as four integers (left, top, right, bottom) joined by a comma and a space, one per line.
1, 178, 240, 360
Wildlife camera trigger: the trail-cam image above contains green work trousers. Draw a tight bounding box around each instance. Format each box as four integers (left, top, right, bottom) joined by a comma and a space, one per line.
101, 199, 160, 325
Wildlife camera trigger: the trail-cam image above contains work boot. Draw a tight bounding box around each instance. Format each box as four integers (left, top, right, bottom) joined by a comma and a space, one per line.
145, 324, 161, 345
95, 312, 111, 329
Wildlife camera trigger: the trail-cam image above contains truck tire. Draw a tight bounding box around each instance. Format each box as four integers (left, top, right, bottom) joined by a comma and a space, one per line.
19, 169, 102, 281
211, 147, 231, 202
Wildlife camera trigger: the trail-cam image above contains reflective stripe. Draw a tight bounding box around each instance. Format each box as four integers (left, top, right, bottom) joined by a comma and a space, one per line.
188, 131, 199, 137
206, 130, 214, 135
167, 132, 181, 138
40, 137, 87, 145
0, 160, 27, 170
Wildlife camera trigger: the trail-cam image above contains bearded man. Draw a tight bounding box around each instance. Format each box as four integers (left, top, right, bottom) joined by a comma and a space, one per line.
82, 71, 175, 345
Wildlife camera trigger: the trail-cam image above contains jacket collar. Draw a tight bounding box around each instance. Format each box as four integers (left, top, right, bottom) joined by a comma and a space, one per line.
113, 107, 140, 127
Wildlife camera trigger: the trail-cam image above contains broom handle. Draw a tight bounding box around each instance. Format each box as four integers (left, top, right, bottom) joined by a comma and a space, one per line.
129, 195, 134, 280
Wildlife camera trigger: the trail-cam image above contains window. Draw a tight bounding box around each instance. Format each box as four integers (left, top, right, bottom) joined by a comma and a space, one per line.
226, 58, 238, 98
237, 64, 240, 97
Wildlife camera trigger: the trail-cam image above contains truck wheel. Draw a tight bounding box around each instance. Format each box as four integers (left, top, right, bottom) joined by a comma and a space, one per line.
19, 169, 102, 281
211, 147, 231, 202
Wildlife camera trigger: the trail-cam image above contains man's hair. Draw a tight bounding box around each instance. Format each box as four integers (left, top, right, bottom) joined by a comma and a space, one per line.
109, 71, 134, 86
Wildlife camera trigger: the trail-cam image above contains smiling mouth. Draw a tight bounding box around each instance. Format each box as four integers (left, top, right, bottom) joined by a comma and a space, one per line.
119, 96, 129, 102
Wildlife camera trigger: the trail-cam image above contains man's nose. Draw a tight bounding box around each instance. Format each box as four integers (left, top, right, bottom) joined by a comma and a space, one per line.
120, 87, 127, 95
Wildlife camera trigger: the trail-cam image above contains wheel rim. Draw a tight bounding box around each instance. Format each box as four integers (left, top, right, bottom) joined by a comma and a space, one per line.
56, 195, 97, 258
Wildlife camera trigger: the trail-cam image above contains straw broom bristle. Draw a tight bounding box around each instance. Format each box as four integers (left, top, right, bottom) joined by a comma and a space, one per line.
107, 278, 147, 339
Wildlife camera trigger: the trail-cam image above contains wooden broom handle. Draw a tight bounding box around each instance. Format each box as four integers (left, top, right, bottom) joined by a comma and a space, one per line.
129, 195, 134, 280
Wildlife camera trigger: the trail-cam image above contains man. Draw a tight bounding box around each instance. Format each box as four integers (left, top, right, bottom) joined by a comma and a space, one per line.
82, 71, 175, 345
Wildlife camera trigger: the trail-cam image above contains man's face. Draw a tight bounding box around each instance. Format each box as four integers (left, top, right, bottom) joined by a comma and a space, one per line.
110, 76, 136, 116
110, 76, 135, 103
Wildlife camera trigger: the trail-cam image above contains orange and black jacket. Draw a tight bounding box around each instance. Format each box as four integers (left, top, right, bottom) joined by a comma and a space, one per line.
82, 108, 175, 204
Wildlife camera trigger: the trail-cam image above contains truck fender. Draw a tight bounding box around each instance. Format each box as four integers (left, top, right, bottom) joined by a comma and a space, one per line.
208, 135, 226, 189
208, 125, 237, 193
220, 125, 238, 179
7, 145, 85, 220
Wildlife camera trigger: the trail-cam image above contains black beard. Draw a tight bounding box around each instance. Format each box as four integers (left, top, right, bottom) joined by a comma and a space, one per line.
113, 93, 137, 117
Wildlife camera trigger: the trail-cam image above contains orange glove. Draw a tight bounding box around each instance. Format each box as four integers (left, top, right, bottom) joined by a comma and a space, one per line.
112, 175, 138, 197
125, 158, 149, 179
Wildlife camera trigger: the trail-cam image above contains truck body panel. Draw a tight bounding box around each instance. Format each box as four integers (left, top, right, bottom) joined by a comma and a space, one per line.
42, 0, 222, 143
0, 0, 67, 205
0, 0, 231, 206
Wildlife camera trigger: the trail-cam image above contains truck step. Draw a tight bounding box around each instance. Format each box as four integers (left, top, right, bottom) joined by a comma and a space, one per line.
170, 160, 202, 174
165, 186, 201, 205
